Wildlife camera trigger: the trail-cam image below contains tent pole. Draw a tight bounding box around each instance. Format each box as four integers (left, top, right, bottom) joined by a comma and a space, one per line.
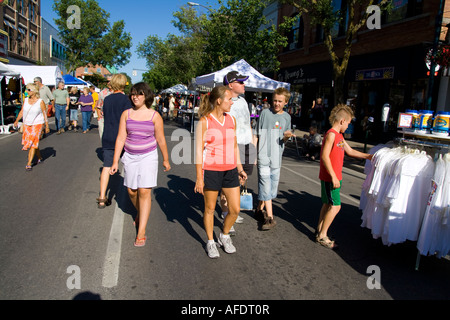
0, 86, 4, 127
191, 93, 196, 134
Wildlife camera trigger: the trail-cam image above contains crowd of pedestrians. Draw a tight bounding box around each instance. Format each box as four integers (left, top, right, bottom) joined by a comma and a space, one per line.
12, 70, 373, 258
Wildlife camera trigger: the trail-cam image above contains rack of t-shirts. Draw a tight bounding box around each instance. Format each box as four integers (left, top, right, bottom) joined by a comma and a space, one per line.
416, 152, 450, 266
360, 138, 450, 269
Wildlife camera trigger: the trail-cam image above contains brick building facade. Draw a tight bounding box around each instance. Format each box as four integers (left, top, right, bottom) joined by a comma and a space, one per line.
0, 0, 41, 65
275, 0, 450, 137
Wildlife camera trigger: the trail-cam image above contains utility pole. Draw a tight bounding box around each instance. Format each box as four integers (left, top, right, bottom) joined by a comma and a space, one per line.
426, 0, 445, 110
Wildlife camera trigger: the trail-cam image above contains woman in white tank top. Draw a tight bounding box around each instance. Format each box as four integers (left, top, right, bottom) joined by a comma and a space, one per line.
14, 83, 49, 171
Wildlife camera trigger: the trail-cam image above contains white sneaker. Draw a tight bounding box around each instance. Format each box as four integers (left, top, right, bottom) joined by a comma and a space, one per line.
229, 225, 236, 236
206, 241, 220, 259
220, 213, 244, 224
218, 233, 236, 254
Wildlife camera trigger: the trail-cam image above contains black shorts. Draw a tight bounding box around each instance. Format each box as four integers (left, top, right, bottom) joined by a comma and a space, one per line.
204, 168, 240, 191
103, 148, 114, 167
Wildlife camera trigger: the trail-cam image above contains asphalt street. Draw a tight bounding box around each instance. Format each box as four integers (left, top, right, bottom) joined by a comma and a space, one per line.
0, 117, 449, 305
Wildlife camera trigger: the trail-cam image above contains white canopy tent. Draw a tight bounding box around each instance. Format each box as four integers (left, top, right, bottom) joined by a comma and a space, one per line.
0, 62, 21, 131
0, 62, 20, 77
161, 84, 195, 95
8, 65, 63, 87
195, 59, 290, 93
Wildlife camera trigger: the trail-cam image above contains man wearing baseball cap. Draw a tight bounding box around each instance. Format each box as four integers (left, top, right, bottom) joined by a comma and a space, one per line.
219, 71, 256, 232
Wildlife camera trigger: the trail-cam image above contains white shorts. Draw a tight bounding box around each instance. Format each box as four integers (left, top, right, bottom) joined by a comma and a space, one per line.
121, 149, 158, 189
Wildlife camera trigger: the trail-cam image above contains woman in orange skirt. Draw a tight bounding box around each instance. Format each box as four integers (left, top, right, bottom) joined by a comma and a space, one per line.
14, 83, 50, 171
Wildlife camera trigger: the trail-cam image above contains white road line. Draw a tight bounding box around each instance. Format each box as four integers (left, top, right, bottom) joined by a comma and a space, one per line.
282, 165, 361, 206
102, 172, 126, 288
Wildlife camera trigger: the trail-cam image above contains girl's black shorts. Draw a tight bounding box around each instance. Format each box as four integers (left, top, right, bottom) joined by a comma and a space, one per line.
204, 168, 240, 191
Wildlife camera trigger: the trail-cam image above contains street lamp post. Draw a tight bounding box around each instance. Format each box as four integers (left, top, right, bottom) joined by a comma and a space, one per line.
187, 2, 213, 13
132, 68, 147, 77
426, 0, 445, 110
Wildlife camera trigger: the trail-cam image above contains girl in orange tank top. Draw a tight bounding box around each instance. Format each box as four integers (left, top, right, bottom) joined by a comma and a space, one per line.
194, 86, 247, 258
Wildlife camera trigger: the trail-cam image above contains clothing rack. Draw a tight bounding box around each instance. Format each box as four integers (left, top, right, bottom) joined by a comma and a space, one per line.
396, 137, 450, 150
366, 138, 449, 270
396, 137, 449, 270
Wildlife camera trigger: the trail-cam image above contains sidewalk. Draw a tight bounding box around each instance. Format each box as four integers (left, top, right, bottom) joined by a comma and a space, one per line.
291, 129, 375, 174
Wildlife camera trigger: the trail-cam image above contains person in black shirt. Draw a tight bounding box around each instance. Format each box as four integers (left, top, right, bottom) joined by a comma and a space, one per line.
68, 86, 80, 132
97, 74, 133, 208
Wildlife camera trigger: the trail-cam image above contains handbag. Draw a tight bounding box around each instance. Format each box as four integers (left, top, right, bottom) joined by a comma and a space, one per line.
19, 103, 32, 134
240, 182, 253, 211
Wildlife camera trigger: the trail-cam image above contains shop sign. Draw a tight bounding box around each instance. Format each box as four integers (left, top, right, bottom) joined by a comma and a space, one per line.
277, 67, 318, 84
356, 67, 394, 81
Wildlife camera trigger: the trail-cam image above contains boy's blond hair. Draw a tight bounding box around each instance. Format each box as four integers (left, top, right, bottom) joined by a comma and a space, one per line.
273, 87, 291, 103
329, 104, 354, 126
109, 73, 127, 91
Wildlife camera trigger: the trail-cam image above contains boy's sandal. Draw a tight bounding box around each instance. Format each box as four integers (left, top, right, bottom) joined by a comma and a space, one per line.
96, 197, 111, 209
134, 236, 147, 247
317, 236, 338, 250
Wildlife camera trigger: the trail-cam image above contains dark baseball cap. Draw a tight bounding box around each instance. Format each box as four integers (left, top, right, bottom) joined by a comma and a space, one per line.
223, 71, 249, 85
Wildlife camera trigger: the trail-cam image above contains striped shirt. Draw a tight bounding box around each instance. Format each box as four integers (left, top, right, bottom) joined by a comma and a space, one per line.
124, 110, 157, 155
203, 113, 237, 171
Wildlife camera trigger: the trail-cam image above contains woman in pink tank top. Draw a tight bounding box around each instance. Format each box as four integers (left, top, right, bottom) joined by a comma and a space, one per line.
110, 82, 171, 247
194, 86, 247, 258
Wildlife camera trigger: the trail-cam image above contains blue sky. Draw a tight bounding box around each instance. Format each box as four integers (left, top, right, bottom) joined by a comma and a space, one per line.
41, 0, 216, 82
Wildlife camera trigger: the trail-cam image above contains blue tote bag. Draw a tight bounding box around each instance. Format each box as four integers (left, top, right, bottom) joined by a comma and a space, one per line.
240, 183, 253, 211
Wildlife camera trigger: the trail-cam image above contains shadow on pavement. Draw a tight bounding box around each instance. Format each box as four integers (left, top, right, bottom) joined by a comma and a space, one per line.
154, 174, 224, 247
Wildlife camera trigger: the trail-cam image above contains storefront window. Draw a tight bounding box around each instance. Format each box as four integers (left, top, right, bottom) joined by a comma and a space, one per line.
383, 0, 423, 24
410, 80, 427, 110
285, 15, 304, 52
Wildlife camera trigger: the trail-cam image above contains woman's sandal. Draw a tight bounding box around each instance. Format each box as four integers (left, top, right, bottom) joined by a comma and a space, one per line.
317, 236, 338, 250
96, 197, 111, 209
25, 165, 32, 171
134, 236, 146, 247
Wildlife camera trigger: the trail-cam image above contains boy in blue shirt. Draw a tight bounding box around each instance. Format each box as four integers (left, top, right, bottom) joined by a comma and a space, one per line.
255, 87, 294, 230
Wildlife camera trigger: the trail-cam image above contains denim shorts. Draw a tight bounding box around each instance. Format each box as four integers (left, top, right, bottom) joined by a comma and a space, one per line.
69, 109, 78, 121
257, 166, 281, 201
103, 148, 114, 167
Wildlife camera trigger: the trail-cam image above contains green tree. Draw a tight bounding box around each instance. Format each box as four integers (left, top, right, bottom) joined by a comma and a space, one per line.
137, 0, 294, 90
138, 6, 209, 90
283, 0, 391, 104
204, 0, 294, 73
53, 0, 132, 73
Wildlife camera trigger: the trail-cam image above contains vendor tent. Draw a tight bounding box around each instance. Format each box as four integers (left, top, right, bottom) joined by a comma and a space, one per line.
0, 62, 21, 128
62, 74, 88, 86
161, 84, 194, 95
195, 59, 290, 93
8, 65, 63, 86
0, 62, 20, 77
